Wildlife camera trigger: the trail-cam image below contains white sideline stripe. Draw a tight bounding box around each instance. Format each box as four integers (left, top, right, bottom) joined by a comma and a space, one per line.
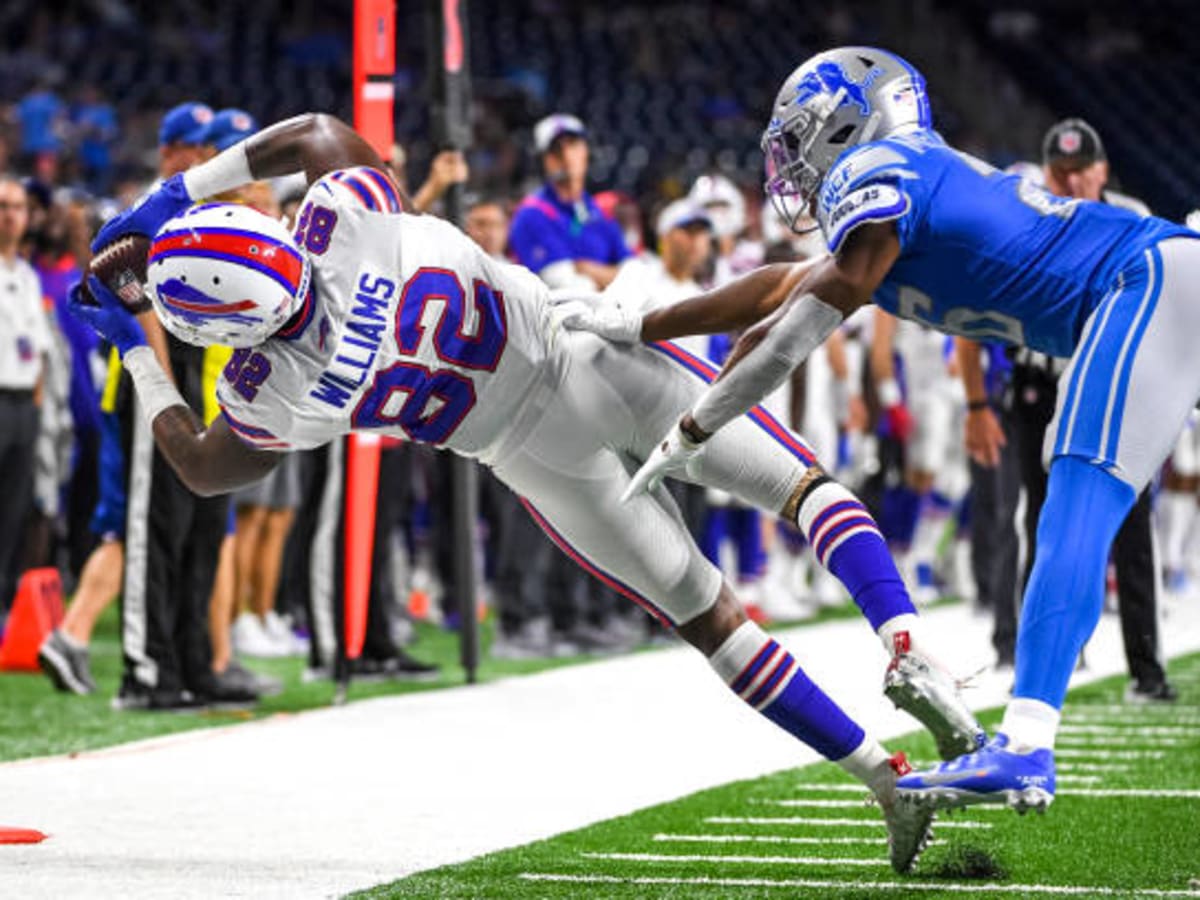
759, 799, 874, 809
1059, 725, 1199, 735
1058, 775, 1100, 785
653, 833, 888, 846
518, 873, 1200, 896
1057, 737, 1189, 747
1055, 749, 1166, 759
705, 816, 991, 830
1058, 762, 1134, 772
1065, 704, 1200, 714
1063, 788, 1200, 798
582, 851, 887, 867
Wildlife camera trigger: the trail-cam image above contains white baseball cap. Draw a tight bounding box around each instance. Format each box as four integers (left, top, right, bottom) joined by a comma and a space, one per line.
534, 113, 587, 153
656, 199, 714, 238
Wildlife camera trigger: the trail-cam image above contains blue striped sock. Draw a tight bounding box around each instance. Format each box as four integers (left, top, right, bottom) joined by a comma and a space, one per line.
710, 621, 864, 760
797, 479, 915, 631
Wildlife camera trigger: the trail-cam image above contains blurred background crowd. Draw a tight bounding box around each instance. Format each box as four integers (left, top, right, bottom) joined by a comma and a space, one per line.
1, 0, 1197, 711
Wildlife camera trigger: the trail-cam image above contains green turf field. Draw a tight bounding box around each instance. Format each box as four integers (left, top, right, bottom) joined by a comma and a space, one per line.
0, 605, 586, 762
0, 598, 873, 763
356, 653, 1200, 899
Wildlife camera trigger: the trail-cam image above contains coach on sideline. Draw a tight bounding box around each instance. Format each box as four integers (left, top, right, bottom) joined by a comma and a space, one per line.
508, 113, 630, 290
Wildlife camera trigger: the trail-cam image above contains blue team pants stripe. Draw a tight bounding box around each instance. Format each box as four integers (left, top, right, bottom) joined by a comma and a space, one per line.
1103, 246, 1163, 462
1054, 251, 1157, 464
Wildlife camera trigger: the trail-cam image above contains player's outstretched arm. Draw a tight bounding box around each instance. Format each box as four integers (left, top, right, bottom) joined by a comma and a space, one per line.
69, 277, 281, 497
148, 404, 282, 497
556, 258, 826, 344
92, 114, 396, 252
620, 222, 899, 502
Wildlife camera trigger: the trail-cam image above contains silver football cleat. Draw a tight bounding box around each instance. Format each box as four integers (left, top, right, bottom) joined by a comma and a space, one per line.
883, 632, 987, 760
873, 751, 936, 873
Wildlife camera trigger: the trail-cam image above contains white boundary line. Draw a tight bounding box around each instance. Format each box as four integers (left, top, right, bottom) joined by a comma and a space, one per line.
704, 816, 991, 829
1057, 762, 1133, 772
652, 833, 888, 846
1055, 748, 1166, 759
1059, 725, 1199, 735
757, 799, 876, 809
582, 851, 887, 867
518, 873, 1200, 896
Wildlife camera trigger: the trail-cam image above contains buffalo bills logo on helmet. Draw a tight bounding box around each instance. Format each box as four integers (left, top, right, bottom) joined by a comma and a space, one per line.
156, 277, 263, 327
792, 61, 881, 116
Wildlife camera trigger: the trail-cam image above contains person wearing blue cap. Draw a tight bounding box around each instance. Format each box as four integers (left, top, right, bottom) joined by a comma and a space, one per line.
158, 102, 215, 178
509, 113, 630, 292
202, 109, 260, 155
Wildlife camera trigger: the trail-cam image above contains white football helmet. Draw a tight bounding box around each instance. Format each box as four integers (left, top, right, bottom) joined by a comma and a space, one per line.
688, 173, 746, 239
146, 203, 311, 348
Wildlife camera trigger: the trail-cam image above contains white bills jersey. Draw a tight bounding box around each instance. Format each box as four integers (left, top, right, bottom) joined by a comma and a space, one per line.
217, 167, 557, 456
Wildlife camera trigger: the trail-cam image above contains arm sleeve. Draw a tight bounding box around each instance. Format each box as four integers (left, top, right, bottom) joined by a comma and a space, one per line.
691, 292, 844, 435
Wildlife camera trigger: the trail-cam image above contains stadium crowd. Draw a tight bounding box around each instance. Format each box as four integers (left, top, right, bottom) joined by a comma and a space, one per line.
1, 1, 1196, 712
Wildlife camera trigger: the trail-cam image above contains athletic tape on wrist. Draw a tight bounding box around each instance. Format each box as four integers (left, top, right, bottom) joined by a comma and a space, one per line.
182, 143, 253, 202
692, 291, 842, 434
123, 346, 186, 425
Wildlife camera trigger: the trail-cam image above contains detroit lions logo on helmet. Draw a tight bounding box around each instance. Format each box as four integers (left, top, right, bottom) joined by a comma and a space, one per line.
792, 61, 882, 116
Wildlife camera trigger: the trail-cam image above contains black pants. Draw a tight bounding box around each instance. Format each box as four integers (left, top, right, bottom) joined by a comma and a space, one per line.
0, 393, 37, 612
119, 341, 228, 696
967, 408, 1021, 662
480, 469, 556, 634
1009, 364, 1166, 686
290, 439, 406, 670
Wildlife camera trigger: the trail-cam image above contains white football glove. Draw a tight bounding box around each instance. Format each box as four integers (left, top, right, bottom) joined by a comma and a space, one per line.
622, 421, 706, 503
550, 296, 643, 344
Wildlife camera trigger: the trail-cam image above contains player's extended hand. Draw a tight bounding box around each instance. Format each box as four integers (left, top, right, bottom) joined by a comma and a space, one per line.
964, 405, 1006, 468
551, 296, 643, 344
621, 420, 706, 503
90, 173, 193, 252
68, 276, 147, 358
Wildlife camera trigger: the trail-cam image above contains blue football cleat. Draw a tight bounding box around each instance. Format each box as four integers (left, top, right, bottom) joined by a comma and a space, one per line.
894, 733, 1055, 814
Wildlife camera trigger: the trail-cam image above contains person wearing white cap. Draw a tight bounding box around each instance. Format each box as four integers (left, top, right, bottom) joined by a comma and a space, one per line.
509, 113, 630, 292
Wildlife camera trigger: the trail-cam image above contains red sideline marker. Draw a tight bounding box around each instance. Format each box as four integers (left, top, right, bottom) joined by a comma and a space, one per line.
0, 827, 48, 844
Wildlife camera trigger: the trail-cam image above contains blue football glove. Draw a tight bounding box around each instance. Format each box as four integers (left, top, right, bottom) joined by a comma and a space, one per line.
90, 173, 193, 252
68, 276, 147, 357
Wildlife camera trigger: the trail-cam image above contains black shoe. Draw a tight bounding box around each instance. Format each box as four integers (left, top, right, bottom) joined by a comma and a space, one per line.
112, 686, 208, 712
1125, 680, 1179, 703
38, 629, 97, 695
194, 668, 261, 707
351, 648, 440, 682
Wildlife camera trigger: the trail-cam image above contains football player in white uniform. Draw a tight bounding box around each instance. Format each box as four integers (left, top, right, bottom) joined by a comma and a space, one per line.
73, 113, 987, 871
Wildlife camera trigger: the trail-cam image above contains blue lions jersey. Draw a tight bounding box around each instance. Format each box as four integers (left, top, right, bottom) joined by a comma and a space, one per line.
816, 129, 1193, 357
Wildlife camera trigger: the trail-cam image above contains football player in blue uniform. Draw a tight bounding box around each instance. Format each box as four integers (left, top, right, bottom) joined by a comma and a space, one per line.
562, 46, 1199, 815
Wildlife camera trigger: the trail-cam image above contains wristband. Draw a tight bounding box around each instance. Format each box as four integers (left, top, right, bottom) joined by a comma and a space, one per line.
123, 346, 187, 425
967, 399, 990, 412
182, 143, 254, 202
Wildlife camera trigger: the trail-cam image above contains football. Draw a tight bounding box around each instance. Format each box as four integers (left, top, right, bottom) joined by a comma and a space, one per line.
88, 234, 153, 313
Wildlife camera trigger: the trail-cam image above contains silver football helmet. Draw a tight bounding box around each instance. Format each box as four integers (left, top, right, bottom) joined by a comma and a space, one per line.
763, 47, 932, 232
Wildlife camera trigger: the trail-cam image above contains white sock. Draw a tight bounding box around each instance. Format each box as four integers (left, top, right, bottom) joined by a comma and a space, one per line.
837, 735, 892, 792
1001, 698, 1061, 751
877, 612, 920, 655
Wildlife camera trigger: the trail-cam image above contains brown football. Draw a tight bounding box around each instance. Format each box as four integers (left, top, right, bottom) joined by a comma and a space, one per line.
88, 234, 153, 313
